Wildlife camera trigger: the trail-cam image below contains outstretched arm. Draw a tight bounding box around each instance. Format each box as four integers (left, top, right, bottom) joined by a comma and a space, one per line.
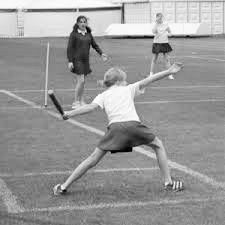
139, 63, 183, 89
91, 34, 103, 55
63, 103, 99, 119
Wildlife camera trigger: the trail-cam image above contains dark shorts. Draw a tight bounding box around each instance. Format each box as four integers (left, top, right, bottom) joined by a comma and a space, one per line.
97, 121, 155, 154
152, 43, 172, 54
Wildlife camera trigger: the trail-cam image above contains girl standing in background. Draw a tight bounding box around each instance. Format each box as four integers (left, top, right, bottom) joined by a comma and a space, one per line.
67, 15, 107, 109
150, 13, 174, 80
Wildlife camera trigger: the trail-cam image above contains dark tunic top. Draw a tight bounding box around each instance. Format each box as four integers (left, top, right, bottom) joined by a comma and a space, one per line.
67, 29, 103, 75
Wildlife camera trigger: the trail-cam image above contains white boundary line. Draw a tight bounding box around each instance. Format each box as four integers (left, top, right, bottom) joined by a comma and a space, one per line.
136, 99, 225, 104
134, 147, 225, 189
173, 42, 225, 51
1, 89, 225, 190
0, 178, 25, 213
183, 56, 225, 62
22, 197, 224, 213
2, 85, 225, 93
0, 98, 224, 111
0, 167, 158, 178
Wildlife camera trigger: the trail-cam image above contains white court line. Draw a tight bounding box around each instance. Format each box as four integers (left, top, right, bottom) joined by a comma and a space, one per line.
4, 85, 225, 93
0, 98, 224, 111
22, 197, 224, 213
173, 42, 225, 51
134, 147, 225, 189
183, 55, 225, 62
0, 167, 158, 178
136, 99, 225, 104
0, 178, 25, 213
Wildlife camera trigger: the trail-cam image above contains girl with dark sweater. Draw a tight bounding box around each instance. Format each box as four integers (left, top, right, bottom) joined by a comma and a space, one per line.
67, 16, 107, 109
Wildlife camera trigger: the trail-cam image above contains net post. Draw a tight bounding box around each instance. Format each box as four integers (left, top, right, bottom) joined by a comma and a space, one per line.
44, 42, 50, 107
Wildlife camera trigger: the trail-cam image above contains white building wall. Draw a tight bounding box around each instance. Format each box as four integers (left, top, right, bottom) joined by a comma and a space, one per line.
150, 2, 162, 22
212, 1, 223, 34
0, 12, 17, 36
120, 0, 225, 34
188, 2, 200, 23
176, 1, 188, 23
24, 10, 121, 37
124, 2, 150, 23
163, 2, 176, 23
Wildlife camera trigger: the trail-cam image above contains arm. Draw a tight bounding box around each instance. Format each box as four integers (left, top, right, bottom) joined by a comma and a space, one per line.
139, 63, 183, 89
152, 23, 158, 34
91, 34, 103, 55
67, 32, 75, 62
64, 103, 99, 119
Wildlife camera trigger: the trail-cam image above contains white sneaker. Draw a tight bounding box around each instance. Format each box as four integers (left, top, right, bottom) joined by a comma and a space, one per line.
53, 184, 67, 196
72, 101, 80, 109
168, 75, 174, 80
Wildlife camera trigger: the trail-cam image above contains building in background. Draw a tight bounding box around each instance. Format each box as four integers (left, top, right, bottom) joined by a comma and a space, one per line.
0, 0, 225, 37
113, 0, 225, 35
0, 0, 121, 37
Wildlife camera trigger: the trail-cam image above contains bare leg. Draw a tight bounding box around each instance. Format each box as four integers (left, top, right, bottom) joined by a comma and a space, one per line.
74, 75, 85, 103
163, 53, 174, 79
61, 148, 107, 190
147, 136, 172, 184
150, 54, 159, 75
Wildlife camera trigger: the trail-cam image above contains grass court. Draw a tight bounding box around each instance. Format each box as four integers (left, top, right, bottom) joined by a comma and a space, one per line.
0, 36, 224, 225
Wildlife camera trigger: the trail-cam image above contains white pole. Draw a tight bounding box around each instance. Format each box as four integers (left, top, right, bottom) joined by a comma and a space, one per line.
44, 42, 50, 107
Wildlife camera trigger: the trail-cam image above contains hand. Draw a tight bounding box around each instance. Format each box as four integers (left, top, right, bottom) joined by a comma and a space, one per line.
168, 62, 184, 74
101, 53, 108, 62
62, 114, 69, 120
97, 80, 104, 87
62, 111, 70, 120
68, 62, 74, 71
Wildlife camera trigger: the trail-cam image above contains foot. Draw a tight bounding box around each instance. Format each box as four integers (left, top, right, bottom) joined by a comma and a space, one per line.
165, 179, 184, 192
72, 101, 80, 109
53, 184, 67, 196
168, 75, 174, 80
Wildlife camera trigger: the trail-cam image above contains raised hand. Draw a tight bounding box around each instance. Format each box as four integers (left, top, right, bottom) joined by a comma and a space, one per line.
101, 53, 108, 62
168, 62, 184, 74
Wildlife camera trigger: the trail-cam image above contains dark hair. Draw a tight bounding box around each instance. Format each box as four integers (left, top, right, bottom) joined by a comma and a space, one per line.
73, 15, 91, 33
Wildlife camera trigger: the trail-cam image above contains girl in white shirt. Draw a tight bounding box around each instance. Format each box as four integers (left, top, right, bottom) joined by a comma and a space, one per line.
53, 64, 184, 195
150, 13, 174, 80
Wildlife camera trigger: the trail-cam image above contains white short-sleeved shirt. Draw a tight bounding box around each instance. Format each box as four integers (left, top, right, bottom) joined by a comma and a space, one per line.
92, 82, 144, 125
153, 23, 170, 43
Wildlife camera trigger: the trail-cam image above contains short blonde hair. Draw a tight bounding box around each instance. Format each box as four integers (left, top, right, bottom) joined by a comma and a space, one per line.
103, 67, 127, 87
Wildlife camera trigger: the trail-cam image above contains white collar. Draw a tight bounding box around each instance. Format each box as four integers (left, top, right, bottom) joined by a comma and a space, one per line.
78, 28, 87, 35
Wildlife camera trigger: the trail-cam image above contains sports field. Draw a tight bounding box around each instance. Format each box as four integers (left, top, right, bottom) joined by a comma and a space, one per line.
0, 37, 224, 225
